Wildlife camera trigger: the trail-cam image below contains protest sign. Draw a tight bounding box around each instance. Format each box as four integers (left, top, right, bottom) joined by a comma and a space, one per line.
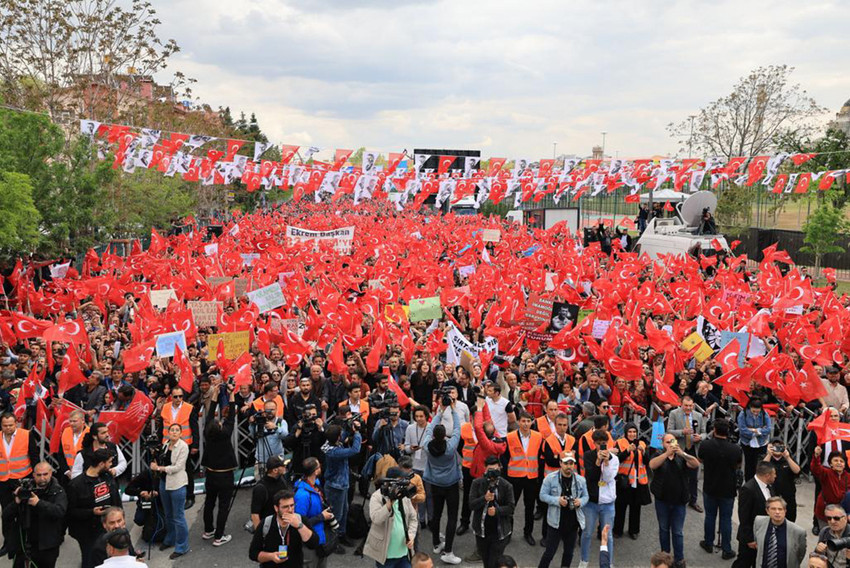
285, 225, 355, 253
204, 243, 218, 256
549, 302, 579, 333
681, 331, 714, 363
206, 330, 250, 360
719, 331, 749, 367
522, 293, 553, 332
240, 253, 260, 267
545, 272, 558, 292
150, 289, 177, 310
481, 229, 501, 242
246, 283, 285, 313
206, 276, 232, 288
408, 296, 441, 322
50, 262, 71, 279
591, 319, 612, 340
722, 289, 752, 310
155, 330, 186, 358
187, 301, 221, 327
234, 278, 249, 297
445, 323, 498, 366
458, 265, 476, 278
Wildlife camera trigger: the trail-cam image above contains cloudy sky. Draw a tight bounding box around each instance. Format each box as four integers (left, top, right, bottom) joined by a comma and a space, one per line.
156, 0, 850, 160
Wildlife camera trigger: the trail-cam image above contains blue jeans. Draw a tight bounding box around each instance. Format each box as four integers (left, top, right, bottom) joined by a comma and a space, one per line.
703, 493, 734, 553
377, 557, 411, 568
655, 499, 686, 562
160, 481, 190, 554
325, 486, 349, 538
580, 501, 615, 562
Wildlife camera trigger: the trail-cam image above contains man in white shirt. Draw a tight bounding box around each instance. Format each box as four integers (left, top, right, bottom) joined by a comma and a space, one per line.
821, 366, 849, 412
438, 386, 469, 436
95, 529, 146, 568
484, 382, 516, 437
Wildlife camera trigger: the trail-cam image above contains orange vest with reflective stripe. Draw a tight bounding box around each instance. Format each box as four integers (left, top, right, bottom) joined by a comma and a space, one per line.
535, 416, 554, 440
506, 430, 543, 479
543, 433, 576, 476
61, 426, 88, 469
461, 422, 477, 469
616, 438, 648, 485
339, 399, 370, 423
253, 395, 285, 417
0, 428, 33, 481
161, 402, 194, 445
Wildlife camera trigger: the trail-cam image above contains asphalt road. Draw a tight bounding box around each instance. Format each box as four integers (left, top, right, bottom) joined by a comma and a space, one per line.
53, 476, 823, 568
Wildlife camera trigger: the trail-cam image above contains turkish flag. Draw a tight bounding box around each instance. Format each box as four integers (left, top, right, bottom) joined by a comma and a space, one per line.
43, 318, 88, 345
149, 227, 167, 255
327, 337, 347, 375
35, 397, 53, 438
123, 338, 156, 373
438, 156, 455, 175
796, 360, 828, 402
173, 344, 195, 393
813, 418, 850, 444
58, 345, 87, 395
11, 313, 52, 340
49, 399, 84, 453
653, 366, 680, 407
229, 352, 253, 386
383, 369, 410, 407
487, 158, 506, 177
225, 139, 245, 161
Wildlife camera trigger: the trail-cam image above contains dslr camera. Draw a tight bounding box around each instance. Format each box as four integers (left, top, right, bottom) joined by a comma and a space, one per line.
17, 478, 36, 501
437, 386, 454, 407
771, 443, 785, 454
379, 474, 417, 501
484, 468, 500, 491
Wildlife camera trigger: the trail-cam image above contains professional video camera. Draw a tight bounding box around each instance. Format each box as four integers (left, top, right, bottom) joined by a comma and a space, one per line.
369, 393, 397, 421
378, 473, 418, 501
483, 468, 500, 492
17, 478, 36, 501
437, 386, 454, 407
828, 536, 850, 551
342, 412, 363, 433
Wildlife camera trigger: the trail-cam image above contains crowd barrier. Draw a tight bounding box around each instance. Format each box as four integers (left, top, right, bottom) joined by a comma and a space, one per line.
25, 404, 820, 486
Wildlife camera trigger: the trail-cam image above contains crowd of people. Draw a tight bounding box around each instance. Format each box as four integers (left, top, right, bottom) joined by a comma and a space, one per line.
0, 200, 848, 568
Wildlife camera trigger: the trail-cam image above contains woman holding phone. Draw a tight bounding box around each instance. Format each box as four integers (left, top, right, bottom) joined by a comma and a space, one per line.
152, 423, 190, 559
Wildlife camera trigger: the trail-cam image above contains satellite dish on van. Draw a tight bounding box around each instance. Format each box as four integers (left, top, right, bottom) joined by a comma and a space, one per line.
679, 191, 717, 227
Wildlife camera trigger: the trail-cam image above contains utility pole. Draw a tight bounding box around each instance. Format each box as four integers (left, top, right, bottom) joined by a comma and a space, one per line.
553, 141, 557, 159
601, 131, 607, 156
687, 115, 696, 158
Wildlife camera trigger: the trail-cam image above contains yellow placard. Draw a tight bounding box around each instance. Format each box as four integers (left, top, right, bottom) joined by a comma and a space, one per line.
681, 331, 714, 363
206, 330, 250, 360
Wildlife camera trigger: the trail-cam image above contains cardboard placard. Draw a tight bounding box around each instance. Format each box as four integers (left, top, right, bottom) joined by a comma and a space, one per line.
150, 289, 178, 310
681, 331, 714, 363
187, 301, 222, 327
458, 265, 476, 278
155, 330, 187, 358
206, 330, 250, 361
481, 229, 501, 243
408, 296, 442, 322
522, 292, 553, 332
246, 283, 285, 313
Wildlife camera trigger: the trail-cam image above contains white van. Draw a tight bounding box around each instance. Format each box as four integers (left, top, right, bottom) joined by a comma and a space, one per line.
634, 191, 730, 260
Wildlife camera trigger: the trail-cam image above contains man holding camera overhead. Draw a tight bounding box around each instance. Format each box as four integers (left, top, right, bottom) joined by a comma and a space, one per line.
322, 420, 362, 549
470, 455, 516, 568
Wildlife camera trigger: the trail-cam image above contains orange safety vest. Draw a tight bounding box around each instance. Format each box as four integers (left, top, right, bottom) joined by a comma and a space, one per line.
252, 395, 285, 418
460, 422, 477, 469
161, 402, 194, 445
543, 433, 576, 476
577, 429, 614, 474
61, 426, 88, 469
506, 430, 543, 479
339, 399, 370, 423
0, 428, 33, 481
616, 438, 649, 485
535, 416, 554, 440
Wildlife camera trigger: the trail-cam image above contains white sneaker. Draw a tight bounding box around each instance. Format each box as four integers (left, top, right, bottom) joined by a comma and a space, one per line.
441, 552, 462, 565
202, 531, 215, 540
578, 562, 588, 568
433, 542, 445, 554
212, 535, 232, 547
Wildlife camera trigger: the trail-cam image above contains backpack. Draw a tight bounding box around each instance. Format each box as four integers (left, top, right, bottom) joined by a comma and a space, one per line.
346, 497, 369, 540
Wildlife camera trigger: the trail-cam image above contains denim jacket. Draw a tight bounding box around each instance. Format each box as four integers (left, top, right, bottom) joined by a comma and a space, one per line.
539, 470, 590, 530
737, 409, 772, 448
322, 432, 362, 490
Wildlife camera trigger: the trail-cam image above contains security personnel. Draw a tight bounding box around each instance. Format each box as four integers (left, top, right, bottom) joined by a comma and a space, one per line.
339, 382, 370, 423
534, 400, 561, 440
59, 409, 88, 479
539, 412, 576, 543
158, 387, 198, 508
614, 423, 649, 539
506, 411, 543, 546
576, 415, 614, 476
251, 382, 285, 418
0, 411, 39, 557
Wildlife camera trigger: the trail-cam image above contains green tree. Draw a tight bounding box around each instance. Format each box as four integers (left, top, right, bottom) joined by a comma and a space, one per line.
0, 170, 40, 254
715, 183, 754, 234
799, 200, 849, 276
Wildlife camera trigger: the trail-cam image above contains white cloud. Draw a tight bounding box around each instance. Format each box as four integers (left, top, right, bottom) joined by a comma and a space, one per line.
154, 0, 850, 160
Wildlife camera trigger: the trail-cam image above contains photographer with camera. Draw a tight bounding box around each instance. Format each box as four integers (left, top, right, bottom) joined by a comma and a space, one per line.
286, 377, 322, 427
469, 456, 516, 568
251, 456, 291, 533
763, 438, 801, 522
422, 396, 461, 565
249, 489, 318, 568
201, 409, 237, 546
251, 399, 289, 480
67, 448, 122, 568
0, 411, 38, 557
815, 504, 850, 568
322, 420, 362, 549
364, 466, 419, 568
538, 451, 589, 568
372, 399, 407, 460
284, 404, 325, 479
2, 462, 67, 568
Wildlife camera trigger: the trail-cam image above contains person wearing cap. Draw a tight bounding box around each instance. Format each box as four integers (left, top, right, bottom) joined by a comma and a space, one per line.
469, 455, 515, 568
821, 367, 848, 414
95, 528, 144, 568
538, 451, 588, 568
250, 455, 291, 532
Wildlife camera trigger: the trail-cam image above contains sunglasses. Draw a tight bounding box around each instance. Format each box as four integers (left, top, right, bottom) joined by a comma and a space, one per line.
827, 516, 846, 521
172, 395, 183, 399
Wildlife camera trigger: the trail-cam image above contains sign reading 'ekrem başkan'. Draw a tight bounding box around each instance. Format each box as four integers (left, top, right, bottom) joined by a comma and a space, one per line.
285, 225, 355, 253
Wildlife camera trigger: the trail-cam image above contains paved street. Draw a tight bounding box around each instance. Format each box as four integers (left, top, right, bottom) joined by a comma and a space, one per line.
54, 476, 822, 568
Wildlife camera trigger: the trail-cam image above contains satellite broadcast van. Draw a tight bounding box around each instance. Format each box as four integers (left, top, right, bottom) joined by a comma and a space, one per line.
634, 191, 730, 260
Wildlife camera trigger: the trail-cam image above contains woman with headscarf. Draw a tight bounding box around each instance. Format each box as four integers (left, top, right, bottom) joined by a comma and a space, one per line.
613, 423, 649, 539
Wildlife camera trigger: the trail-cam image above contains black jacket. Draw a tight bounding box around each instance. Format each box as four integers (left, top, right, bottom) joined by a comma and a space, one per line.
2, 477, 67, 552
123, 469, 163, 542
737, 478, 770, 544
470, 476, 515, 540
698, 437, 742, 498
67, 471, 122, 540
249, 515, 318, 568
201, 411, 237, 470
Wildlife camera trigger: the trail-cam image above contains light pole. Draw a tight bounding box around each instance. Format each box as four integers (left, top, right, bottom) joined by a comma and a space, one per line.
553, 141, 557, 159
601, 131, 607, 156
687, 115, 695, 158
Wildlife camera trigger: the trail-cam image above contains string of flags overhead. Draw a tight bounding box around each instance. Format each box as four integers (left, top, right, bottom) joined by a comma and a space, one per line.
80, 119, 850, 208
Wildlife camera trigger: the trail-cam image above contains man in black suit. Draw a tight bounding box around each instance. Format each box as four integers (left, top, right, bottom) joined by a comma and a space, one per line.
732, 461, 777, 568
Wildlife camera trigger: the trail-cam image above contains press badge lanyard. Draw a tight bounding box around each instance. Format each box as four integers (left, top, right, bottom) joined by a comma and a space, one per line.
277, 521, 291, 560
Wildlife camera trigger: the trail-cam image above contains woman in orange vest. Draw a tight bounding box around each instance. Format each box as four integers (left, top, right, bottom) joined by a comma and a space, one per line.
613, 423, 649, 539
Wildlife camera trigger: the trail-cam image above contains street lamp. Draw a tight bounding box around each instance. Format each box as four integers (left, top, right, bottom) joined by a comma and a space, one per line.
687, 115, 696, 158
601, 131, 607, 156
553, 141, 558, 159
